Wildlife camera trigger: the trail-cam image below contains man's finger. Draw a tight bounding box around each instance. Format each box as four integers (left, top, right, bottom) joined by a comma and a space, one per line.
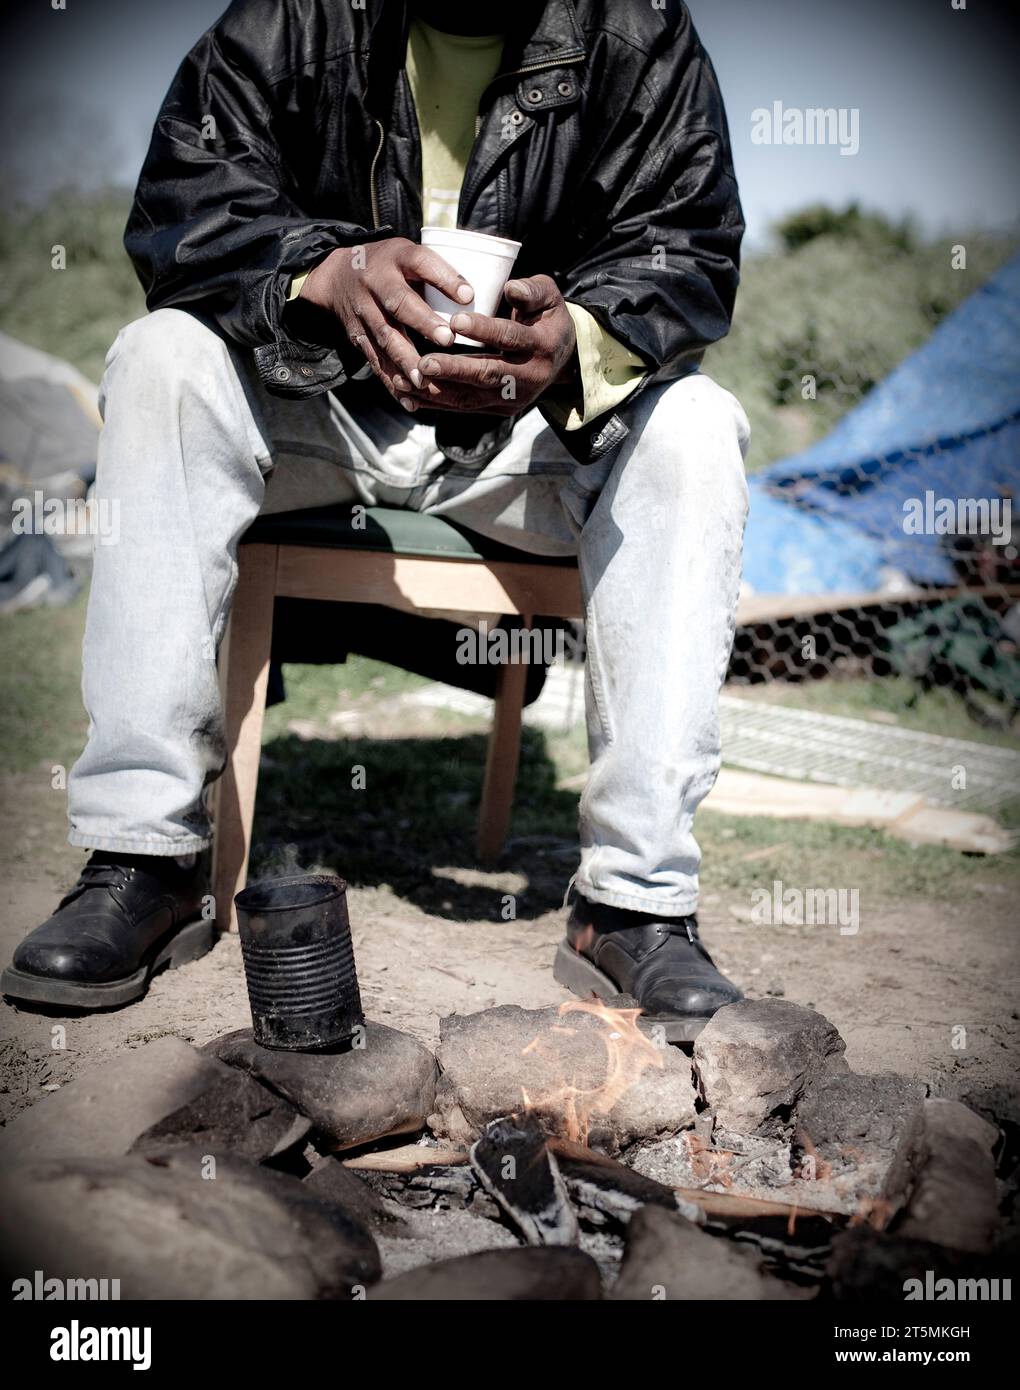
355, 304, 426, 407
375, 278, 456, 348
503, 275, 560, 316
406, 246, 475, 305
360, 300, 430, 387
417, 352, 509, 389
447, 312, 534, 353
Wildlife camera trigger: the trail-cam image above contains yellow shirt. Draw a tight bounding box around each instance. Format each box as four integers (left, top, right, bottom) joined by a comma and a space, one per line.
405, 20, 503, 229
292, 18, 645, 427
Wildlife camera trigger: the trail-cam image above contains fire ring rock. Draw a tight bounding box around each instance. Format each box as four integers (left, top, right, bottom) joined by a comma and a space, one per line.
367, 1245, 602, 1300
693, 999, 849, 1137
0, 1036, 309, 1166
204, 1023, 438, 1151
0, 1150, 380, 1299
428, 1003, 698, 1152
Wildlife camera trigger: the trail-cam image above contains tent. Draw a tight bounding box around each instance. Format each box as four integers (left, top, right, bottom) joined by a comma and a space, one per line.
0, 332, 100, 491
742, 253, 1020, 595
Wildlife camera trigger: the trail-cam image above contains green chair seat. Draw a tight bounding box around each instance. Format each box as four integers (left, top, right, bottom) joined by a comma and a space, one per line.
243, 504, 575, 567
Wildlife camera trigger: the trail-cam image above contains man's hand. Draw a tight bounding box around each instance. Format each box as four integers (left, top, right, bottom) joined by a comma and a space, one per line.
402, 274, 578, 415
298, 237, 474, 400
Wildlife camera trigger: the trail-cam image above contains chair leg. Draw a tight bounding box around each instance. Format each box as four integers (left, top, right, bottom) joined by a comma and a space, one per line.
211, 544, 278, 932
477, 625, 532, 862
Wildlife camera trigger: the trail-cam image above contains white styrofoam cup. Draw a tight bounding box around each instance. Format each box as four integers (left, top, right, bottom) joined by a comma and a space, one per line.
420, 225, 523, 346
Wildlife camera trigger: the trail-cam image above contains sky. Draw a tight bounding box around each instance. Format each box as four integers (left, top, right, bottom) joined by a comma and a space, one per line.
0, 0, 1017, 247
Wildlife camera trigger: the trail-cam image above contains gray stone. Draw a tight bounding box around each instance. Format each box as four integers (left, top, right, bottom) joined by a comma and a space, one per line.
827, 1225, 1012, 1301
797, 1072, 927, 1172
301, 1153, 394, 1228
205, 1024, 438, 1151
886, 1099, 999, 1253
367, 1245, 602, 1300
429, 1004, 697, 1152
0, 1036, 307, 1166
611, 1204, 798, 1300
793, 1070, 928, 1210
693, 999, 848, 1137
0, 1149, 380, 1299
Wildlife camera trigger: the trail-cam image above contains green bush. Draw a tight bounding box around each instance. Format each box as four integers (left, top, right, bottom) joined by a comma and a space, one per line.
0, 188, 144, 383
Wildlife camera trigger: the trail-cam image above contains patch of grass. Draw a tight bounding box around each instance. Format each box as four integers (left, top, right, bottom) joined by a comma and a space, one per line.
261, 658, 428, 739
4, 593, 1015, 922
694, 806, 1018, 905
0, 594, 89, 775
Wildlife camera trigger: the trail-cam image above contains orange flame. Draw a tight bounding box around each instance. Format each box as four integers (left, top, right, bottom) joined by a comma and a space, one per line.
519, 998, 665, 1146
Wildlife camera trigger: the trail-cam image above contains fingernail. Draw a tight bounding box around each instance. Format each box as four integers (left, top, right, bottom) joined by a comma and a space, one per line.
456, 283, 474, 303
399, 396, 416, 411
506, 280, 528, 297
435, 325, 454, 346
410, 369, 423, 389
420, 358, 438, 374
451, 314, 470, 331
393, 374, 409, 391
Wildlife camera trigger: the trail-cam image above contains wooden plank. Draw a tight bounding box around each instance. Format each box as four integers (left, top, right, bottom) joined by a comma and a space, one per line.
736, 583, 1020, 626
703, 767, 1014, 853
275, 546, 583, 618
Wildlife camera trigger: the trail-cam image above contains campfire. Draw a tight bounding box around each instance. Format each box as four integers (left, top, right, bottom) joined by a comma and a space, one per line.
0, 898, 1009, 1299
518, 999, 665, 1146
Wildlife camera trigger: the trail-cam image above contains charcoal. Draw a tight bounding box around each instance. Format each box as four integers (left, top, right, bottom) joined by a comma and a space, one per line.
470, 1114, 577, 1246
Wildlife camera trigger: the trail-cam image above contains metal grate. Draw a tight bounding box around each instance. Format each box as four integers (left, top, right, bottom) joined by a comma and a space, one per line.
719, 694, 1020, 811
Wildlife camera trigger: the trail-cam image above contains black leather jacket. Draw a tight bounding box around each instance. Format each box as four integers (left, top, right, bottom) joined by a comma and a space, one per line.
126, 0, 743, 465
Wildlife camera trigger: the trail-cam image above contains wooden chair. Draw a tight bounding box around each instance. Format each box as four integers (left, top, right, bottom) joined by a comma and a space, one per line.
211, 505, 582, 930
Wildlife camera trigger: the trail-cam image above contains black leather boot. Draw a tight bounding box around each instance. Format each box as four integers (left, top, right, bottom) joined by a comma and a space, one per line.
553, 896, 742, 1041
1, 852, 214, 1010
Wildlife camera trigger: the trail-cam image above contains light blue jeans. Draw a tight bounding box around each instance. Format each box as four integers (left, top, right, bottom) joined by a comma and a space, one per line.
68, 309, 749, 916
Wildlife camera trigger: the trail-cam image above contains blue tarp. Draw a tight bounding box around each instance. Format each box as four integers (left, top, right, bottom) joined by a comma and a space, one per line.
743, 253, 1020, 593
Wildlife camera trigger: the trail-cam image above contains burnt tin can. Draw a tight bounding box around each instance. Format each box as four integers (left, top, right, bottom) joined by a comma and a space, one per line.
235, 873, 363, 1051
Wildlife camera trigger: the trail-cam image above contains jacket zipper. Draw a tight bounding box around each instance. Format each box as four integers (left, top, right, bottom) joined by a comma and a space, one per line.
502, 52, 585, 80
373, 53, 585, 232
369, 116, 385, 230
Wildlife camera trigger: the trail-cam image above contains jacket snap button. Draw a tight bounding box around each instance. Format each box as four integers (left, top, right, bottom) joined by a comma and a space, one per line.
275, 366, 291, 382
526, 88, 543, 103
557, 81, 573, 96
299, 365, 314, 377
509, 110, 524, 125
591, 431, 604, 448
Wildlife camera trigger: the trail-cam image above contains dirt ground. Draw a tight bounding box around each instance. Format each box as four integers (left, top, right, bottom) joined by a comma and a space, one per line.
2, 763, 1017, 1128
